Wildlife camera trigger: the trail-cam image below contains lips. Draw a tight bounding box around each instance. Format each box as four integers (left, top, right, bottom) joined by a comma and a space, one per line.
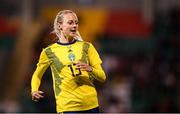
70, 30, 76, 35
70, 29, 76, 32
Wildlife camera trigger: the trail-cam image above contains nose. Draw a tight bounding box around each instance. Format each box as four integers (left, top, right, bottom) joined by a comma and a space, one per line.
72, 23, 77, 27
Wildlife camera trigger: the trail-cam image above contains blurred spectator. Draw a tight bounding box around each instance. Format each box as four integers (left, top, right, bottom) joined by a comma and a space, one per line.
0, 0, 179, 113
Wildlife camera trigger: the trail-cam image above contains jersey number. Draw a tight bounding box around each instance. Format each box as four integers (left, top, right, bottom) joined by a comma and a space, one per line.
68, 64, 82, 76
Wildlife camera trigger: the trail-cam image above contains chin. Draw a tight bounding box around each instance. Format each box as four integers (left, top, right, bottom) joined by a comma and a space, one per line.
70, 35, 76, 38
68, 36, 74, 40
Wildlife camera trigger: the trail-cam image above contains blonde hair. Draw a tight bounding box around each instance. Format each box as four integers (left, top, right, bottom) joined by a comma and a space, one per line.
53, 10, 83, 41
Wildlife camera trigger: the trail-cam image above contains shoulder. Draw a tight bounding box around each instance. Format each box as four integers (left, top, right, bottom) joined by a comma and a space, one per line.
76, 40, 93, 46
40, 43, 58, 54
77, 41, 94, 50
43, 43, 58, 50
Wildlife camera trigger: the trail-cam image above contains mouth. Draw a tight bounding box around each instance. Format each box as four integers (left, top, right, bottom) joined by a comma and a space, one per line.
70, 29, 76, 33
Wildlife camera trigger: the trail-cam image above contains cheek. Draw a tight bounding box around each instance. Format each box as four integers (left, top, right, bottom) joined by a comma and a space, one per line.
62, 26, 69, 32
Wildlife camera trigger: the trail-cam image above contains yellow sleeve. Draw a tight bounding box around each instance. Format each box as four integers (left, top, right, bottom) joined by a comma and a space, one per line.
91, 64, 106, 82
88, 43, 106, 82
31, 49, 51, 93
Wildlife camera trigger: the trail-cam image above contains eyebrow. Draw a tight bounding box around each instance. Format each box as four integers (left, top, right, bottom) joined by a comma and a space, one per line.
67, 20, 78, 22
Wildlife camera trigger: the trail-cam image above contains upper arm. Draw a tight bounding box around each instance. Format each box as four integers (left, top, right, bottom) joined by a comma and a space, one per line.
88, 43, 102, 67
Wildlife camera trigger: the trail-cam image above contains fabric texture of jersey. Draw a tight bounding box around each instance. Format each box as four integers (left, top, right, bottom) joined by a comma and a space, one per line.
31, 40, 106, 112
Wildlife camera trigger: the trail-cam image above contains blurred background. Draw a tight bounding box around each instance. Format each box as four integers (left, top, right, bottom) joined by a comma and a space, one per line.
0, 0, 179, 113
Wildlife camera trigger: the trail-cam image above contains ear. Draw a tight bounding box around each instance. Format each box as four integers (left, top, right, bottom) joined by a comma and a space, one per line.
58, 25, 63, 30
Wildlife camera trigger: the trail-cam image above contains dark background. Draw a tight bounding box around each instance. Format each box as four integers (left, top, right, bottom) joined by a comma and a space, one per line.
0, 0, 179, 113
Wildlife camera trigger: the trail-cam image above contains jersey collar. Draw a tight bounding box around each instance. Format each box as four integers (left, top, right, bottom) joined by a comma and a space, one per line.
57, 39, 77, 45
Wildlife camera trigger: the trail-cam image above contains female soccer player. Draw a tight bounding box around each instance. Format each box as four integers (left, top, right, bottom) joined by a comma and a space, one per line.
31, 10, 106, 113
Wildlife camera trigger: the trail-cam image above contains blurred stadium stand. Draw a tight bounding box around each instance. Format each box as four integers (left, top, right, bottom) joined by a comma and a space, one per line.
0, 0, 179, 113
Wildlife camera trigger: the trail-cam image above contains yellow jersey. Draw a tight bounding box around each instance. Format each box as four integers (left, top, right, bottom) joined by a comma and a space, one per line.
31, 40, 106, 112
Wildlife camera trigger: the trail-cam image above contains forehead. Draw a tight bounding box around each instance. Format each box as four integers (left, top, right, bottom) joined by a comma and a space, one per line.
63, 13, 78, 21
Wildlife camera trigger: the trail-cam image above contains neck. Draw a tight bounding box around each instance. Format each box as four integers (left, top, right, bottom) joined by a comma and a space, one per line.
57, 34, 74, 43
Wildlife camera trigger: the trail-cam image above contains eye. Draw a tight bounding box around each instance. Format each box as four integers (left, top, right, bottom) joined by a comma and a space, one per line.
75, 21, 79, 24
67, 20, 78, 25
68, 21, 73, 25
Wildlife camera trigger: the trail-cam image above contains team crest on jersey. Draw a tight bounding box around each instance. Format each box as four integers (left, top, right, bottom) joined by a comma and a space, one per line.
68, 53, 75, 61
